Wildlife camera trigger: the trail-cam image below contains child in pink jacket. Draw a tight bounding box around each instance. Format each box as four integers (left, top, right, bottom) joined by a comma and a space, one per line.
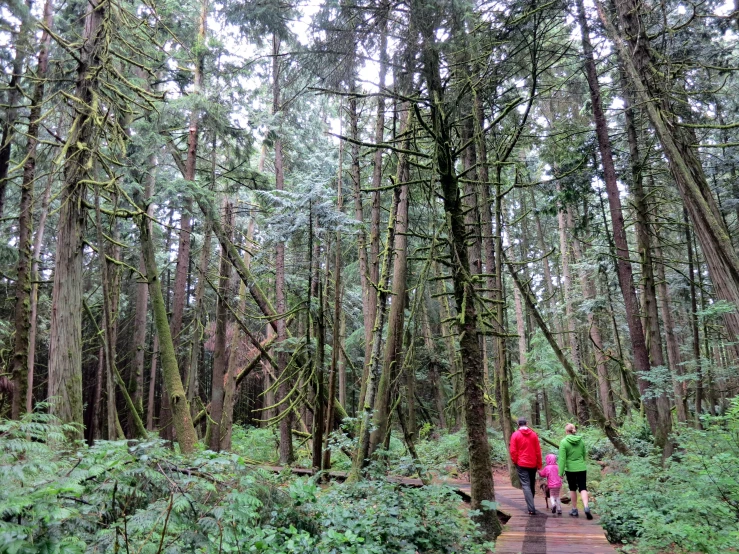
539, 453, 563, 515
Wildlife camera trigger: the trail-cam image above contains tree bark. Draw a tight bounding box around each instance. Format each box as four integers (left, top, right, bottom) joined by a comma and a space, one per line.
139, 206, 198, 453
221, 218, 254, 451
349, 88, 373, 417
571, 223, 616, 422
556, 190, 584, 422
11, 0, 53, 418
578, 0, 671, 448
684, 208, 703, 426
27, 174, 53, 413
494, 170, 517, 484
654, 239, 688, 423
147, 333, 160, 431
422, 299, 446, 429
365, 12, 388, 377
369, 106, 411, 457
49, 0, 109, 436
350, 188, 400, 478
323, 143, 344, 471
598, 0, 739, 350
132, 161, 156, 421
416, 5, 500, 536
207, 202, 233, 451
272, 34, 293, 465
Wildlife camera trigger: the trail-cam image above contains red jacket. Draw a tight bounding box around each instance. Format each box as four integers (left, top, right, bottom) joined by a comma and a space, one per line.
509, 427, 542, 469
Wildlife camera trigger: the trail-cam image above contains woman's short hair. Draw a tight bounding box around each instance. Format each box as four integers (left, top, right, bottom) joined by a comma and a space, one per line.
565, 423, 577, 434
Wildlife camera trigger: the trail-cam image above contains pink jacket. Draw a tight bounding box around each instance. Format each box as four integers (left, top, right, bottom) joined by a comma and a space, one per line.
538, 454, 562, 488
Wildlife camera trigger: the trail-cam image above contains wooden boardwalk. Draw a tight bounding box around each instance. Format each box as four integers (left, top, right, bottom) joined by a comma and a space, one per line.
466, 474, 617, 554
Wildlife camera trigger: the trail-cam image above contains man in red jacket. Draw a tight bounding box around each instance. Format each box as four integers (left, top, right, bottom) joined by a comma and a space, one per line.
509, 417, 543, 515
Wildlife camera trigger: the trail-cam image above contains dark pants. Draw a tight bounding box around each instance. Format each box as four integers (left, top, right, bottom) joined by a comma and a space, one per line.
516, 465, 538, 513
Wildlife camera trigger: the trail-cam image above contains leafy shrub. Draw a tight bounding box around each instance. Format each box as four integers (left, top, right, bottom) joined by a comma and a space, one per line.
230, 425, 280, 463
0, 414, 492, 553
309, 479, 494, 554
598, 408, 739, 553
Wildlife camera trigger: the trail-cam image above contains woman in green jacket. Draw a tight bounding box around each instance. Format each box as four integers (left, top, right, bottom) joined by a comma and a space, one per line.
558, 423, 592, 519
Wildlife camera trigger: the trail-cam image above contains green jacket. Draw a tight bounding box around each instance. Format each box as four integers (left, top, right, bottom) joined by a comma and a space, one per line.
558, 434, 587, 476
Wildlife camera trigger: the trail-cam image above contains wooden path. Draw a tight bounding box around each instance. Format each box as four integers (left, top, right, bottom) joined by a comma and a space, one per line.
470, 474, 617, 554
261, 466, 616, 553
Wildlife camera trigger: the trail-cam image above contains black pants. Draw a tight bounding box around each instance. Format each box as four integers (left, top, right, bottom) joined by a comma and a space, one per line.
566, 470, 587, 492
516, 466, 537, 513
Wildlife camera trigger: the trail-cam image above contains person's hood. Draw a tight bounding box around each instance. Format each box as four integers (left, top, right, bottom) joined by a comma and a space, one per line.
517, 427, 534, 436
564, 434, 583, 445
545, 453, 557, 466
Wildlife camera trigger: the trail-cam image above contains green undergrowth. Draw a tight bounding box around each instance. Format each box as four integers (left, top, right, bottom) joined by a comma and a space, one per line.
0, 413, 492, 553
595, 407, 739, 554
231, 423, 509, 479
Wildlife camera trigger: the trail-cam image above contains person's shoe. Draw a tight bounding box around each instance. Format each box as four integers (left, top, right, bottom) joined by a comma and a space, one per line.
528, 510, 537, 515
569, 508, 579, 517
557, 509, 562, 515
585, 507, 593, 520
551, 506, 557, 514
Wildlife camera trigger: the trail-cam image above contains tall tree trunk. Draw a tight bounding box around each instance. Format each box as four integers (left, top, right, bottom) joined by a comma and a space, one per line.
147, 333, 160, 431
350, 189, 400, 478
684, 208, 703, 427
435, 262, 463, 427
220, 218, 254, 451
369, 107, 411, 457
569, 213, 616, 422
422, 300, 446, 429
89, 346, 104, 444
312, 276, 326, 470
577, 0, 671, 448
323, 143, 344, 471
366, 10, 388, 367
358, 17, 388, 413
139, 206, 198, 454
132, 161, 156, 421
96, 191, 119, 440
349, 88, 374, 419
619, 61, 676, 435
185, 137, 218, 403
272, 34, 293, 465
27, 174, 53, 413
207, 202, 233, 451
48, 0, 109, 435
95, 191, 146, 439
654, 239, 688, 423
556, 192, 584, 422
494, 170, 517, 485
416, 5, 500, 536
598, 0, 739, 349
512, 282, 530, 421
11, 0, 53, 418
475, 95, 496, 429
164, 0, 208, 439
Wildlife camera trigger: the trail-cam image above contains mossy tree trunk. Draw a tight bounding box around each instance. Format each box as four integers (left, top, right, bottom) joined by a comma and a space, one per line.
139, 206, 198, 454
48, 0, 110, 437
415, 0, 500, 537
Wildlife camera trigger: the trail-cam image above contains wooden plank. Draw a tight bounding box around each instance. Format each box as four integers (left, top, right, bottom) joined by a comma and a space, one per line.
489, 474, 617, 554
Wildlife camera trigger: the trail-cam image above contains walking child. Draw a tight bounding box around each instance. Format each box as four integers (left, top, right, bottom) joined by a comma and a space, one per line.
539, 453, 563, 515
